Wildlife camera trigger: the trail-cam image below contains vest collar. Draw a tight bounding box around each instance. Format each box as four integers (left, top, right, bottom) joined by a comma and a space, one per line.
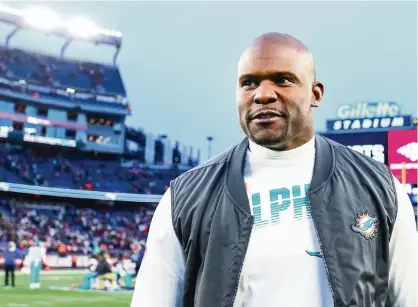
226, 134, 335, 213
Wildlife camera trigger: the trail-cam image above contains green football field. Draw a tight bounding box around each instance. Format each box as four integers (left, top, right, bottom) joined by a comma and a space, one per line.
0, 270, 133, 307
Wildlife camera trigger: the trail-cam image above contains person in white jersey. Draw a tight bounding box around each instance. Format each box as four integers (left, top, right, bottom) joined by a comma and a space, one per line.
27, 237, 47, 289
131, 33, 417, 307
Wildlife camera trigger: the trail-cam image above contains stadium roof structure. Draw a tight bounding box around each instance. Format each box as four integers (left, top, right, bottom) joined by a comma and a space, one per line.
0, 181, 162, 203
0, 4, 122, 65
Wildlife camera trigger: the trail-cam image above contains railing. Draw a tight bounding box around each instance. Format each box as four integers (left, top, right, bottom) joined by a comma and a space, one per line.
0, 181, 163, 203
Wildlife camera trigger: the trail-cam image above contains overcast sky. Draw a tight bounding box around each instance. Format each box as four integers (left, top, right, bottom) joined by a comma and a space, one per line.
1, 1, 416, 160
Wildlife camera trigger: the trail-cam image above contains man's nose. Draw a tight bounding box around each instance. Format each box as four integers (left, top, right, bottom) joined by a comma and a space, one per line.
253, 81, 278, 105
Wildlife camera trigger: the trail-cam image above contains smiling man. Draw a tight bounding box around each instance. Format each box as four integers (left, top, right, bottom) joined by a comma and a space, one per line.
237, 33, 320, 152
131, 32, 417, 307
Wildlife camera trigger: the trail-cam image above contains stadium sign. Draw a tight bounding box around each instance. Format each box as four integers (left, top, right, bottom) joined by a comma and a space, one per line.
327, 102, 413, 133
388, 129, 418, 184
336, 102, 400, 119
0, 111, 87, 131
44, 254, 98, 269
347, 144, 385, 164
321, 132, 388, 164
0, 126, 77, 147
327, 116, 411, 132
0, 254, 118, 269
23, 134, 77, 147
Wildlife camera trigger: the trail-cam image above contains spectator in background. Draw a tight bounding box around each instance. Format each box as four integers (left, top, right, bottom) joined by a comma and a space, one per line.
134, 243, 145, 274
95, 251, 117, 290
58, 243, 67, 257
3, 241, 19, 288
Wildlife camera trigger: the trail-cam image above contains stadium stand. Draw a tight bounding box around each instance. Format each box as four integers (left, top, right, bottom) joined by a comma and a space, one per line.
0, 5, 200, 280
0, 195, 154, 257
0, 143, 184, 194
0, 46, 126, 96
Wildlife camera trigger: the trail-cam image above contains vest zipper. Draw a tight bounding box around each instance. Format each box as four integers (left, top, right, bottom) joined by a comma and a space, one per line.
309, 200, 337, 306
230, 217, 254, 307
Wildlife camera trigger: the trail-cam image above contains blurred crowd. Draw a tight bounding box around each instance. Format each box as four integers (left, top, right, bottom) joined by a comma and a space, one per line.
0, 46, 126, 95
0, 144, 183, 195
0, 199, 153, 256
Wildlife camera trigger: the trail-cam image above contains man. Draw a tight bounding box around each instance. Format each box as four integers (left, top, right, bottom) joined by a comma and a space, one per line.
115, 253, 136, 289
134, 243, 145, 274
131, 33, 417, 307
94, 251, 117, 291
27, 237, 47, 289
75, 252, 99, 290
3, 241, 19, 287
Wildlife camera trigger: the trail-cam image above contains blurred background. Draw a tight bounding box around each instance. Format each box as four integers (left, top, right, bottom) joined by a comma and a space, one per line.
0, 1, 416, 307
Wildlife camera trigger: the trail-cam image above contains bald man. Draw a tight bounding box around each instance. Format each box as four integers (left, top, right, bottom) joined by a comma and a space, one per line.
131, 33, 417, 307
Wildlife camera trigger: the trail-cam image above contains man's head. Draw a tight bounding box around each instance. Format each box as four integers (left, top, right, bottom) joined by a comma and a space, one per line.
8, 241, 16, 252
236, 32, 324, 150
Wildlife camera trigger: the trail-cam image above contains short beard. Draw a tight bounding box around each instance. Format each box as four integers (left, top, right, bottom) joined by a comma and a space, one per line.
247, 106, 308, 151
249, 121, 291, 151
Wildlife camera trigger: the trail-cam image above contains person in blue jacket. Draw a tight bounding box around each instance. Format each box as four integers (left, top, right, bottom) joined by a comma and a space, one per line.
134, 243, 145, 274
3, 241, 19, 287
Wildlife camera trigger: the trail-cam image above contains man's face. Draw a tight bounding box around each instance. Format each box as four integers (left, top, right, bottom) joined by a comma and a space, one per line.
237, 43, 322, 150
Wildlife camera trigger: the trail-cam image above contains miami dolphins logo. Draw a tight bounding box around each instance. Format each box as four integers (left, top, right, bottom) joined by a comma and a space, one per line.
351, 212, 379, 240
306, 251, 323, 258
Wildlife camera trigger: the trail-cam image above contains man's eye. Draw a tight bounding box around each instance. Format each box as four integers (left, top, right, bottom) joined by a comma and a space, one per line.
242, 80, 257, 87
276, 76, 293, 85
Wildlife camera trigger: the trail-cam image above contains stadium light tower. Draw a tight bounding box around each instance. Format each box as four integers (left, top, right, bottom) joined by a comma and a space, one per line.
22, 6, 61, 30
0, 3, 123, 65
67, 17, 99, 38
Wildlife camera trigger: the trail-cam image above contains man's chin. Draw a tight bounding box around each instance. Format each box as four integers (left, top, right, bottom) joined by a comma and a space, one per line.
249, 131, 286, 149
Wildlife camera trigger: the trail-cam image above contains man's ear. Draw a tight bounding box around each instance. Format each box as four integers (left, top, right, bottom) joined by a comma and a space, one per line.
311, 81, 324, 108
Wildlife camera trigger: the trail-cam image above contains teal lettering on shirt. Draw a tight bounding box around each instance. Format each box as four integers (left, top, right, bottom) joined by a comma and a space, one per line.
250, 184, 312, 228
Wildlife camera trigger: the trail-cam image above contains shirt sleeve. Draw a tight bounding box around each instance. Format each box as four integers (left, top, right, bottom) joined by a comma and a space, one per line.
131, 188, 185, 307
26, 247, 33, 262
387, 176, 418, 307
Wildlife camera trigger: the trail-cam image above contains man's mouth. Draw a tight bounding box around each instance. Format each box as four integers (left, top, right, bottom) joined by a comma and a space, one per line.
250, 111, 284, 124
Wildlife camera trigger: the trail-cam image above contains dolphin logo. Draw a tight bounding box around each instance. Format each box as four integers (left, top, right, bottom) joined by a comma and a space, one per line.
351, 212, 379, 240
306, 250, 323, 258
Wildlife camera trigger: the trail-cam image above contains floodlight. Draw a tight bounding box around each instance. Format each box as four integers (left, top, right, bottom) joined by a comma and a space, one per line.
68, 17, 99, 38
22, 6, 61, 30
0, 3, 123, 64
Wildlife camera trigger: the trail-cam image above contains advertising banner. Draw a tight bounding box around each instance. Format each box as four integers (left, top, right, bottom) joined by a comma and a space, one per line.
403, 183, 417, 206
321, 132, 388, 164
0, 128, 78, 148
0, 111, 87, 131
326, 101, 414, 133
326, 115, 412, 133
388, 129, 418, 184
0, 254, 118, 269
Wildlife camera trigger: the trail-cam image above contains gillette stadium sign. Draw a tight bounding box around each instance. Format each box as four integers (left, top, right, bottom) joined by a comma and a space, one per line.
326, 102, 413, 133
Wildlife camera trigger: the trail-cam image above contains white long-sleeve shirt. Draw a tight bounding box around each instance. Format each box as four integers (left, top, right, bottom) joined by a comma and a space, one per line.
131, 139, 418, 307
26, 246, 47, 265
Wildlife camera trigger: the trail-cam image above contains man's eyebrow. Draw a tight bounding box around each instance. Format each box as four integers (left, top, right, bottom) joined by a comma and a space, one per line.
238, 71, 300, 82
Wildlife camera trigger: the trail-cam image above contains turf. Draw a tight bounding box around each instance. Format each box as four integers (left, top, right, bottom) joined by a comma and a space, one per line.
0, 270, 133, 307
